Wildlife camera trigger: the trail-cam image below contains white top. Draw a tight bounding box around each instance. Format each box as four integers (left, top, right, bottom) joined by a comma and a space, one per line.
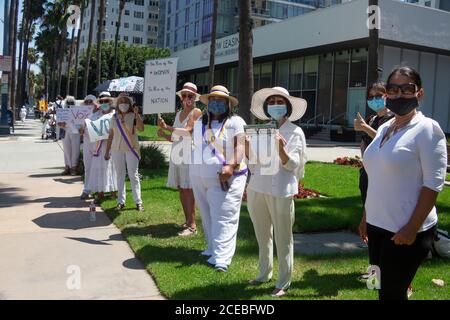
247, 120, 307, 198
363, 112, 447, 233
190, 115, 247, 177
170, 109, 195, 165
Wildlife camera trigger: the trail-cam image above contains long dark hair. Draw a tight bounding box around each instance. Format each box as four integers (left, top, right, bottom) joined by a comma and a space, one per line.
387, 66, 422, 89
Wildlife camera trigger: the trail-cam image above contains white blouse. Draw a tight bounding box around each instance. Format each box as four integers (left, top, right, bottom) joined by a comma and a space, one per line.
363, 112, 447, 233
247, 120, 307, 198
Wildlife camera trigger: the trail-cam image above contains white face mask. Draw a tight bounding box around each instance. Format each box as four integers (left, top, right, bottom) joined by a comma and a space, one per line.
118, 104, 129, 113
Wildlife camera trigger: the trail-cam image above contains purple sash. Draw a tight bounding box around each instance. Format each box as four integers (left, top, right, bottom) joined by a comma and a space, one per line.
115, 115, 140, 161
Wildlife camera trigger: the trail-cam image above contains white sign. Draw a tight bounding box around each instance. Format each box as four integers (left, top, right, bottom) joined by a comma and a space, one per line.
56, 106, 92, 134
143, 57, 178, 115
85, 113, 113, 142
0, 56, 12, 72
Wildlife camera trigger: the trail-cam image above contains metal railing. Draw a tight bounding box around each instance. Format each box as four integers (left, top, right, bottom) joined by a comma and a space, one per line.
326, 112, 347, 128
306, 113, 323, 129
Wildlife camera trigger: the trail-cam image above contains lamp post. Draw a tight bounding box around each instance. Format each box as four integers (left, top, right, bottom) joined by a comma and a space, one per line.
0, 0, 11, 135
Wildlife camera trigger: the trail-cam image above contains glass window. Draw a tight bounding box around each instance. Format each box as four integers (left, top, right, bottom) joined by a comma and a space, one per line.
185, 7, 190, 23
227, 67, 238, 96
332, 51, 350, 123
303, 55, 318, 90
260, 62, 272, 89
317, 53, 333, 122
349, 48, 367, 88
184, 25, 189, 41
289, 57, 303, 91
275, 59, 289, 89
253, 64, 260, 90
195, 2, 200, 18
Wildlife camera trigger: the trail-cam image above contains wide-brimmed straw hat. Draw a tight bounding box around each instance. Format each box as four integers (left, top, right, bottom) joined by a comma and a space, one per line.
199, 85, 238, 108
251, 87, 307, 121
176, 82, 201, 101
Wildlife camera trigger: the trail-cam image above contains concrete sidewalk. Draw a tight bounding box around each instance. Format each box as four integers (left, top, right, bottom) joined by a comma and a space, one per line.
0, 120, 163, 300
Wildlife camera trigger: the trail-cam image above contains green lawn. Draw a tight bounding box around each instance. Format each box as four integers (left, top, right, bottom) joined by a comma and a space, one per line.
101, 163, 450, 300
138, 124, 166, 141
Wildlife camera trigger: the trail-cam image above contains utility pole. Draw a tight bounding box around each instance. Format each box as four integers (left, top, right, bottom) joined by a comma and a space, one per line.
1, 0, 11, 135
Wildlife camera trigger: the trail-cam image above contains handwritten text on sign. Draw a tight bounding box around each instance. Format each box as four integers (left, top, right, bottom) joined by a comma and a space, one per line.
56, 106, 93, 133
143, 57, 178, 115
85, 113, 113, 142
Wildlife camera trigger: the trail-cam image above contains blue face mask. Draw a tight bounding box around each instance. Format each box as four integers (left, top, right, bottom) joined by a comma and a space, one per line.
100, 103, 110, 111
208, 100, 228, 115
367, 97, 385, 112
267, 104, 287, 120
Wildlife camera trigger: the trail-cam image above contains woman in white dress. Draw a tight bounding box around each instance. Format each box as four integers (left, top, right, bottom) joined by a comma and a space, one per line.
20, 106, 27, 122
158, 82, 202, 236
58, 96, 81, 176
245, 87, 307, 297
79, 94, 101, 200
87, 95, 117, 204
158, 85, 248, 272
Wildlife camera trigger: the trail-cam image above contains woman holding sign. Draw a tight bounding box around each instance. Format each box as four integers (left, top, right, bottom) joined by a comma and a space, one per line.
246, 87, 307, 297
59, 96, 81, 176
84, 94, 117, 203
105, 95, 145, 212
158, 85, 247, 272
158, 82, 202, 236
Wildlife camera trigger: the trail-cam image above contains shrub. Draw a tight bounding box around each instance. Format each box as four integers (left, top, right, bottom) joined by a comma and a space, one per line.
333, 156, 363, 168
140, 144, 168, 170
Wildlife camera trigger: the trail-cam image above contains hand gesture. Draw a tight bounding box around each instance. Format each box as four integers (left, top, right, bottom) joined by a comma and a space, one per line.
133, 106, 140, 115
275, 133, 287, 150
158, 117, 167, 130
354, 112, 367, 132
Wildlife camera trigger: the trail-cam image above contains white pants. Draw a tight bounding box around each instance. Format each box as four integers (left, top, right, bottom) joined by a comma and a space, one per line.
20, 112, 26, 122
191, 173, 247, 267
63, 133, 81, 168
247, 189, 295, 290
82, 142, 94, 193
112, 150, 142, 205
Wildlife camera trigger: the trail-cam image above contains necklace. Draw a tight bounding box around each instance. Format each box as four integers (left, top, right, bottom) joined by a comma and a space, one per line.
380, 112, 417, 148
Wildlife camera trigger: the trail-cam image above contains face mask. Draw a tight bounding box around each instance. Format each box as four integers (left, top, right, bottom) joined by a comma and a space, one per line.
367, 97, 386, 112
100, 103, 110, 111
386, 97, 418, 116
118, 104, 130, 113
208, 100, 228, 115
267, 104, 287, 121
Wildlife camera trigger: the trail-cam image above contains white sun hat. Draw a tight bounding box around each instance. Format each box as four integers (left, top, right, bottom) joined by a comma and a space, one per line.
176, 82, 201, 101
250, 86, 307, 122
199, 85, 239, 108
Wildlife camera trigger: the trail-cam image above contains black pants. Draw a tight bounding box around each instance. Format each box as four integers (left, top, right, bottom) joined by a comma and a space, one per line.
367, 223, 436, 300
359, 167, 368, 206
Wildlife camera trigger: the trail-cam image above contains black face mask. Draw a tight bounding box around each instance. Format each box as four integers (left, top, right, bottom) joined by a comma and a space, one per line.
386, 97, 418, 116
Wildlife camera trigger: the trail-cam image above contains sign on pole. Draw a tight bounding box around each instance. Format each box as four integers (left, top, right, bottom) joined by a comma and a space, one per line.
56, 106, 92, 134
0, 56, 12, 72
85, 113, 113, 142
143, 57, 178, 115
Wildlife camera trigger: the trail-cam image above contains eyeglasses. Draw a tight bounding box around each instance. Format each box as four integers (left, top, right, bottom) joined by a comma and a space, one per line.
181, 94, 194, 100
386, 83, 418, 97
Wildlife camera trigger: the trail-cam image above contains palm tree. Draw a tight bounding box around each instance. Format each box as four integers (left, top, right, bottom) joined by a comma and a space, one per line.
15, 4, 26, 111
96, 0, 105, 87
73, 0, 87, 98
27, 48, 38, 80
57, 1, 69, 97
208, 0, 218, 90
83, 0, 96, 97
112, 0, 125, 79
8, 0, 19, 120
237, 0, 253, 124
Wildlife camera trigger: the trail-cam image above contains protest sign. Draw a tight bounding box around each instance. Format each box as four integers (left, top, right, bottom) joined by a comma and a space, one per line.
143, 57, 178, 115
85, 113, 114, 142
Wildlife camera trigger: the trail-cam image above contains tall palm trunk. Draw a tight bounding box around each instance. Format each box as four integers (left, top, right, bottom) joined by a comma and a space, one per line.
83, 0, 96, 97
8, 0, 19, 121
237, 0, 253, 124
96, 0, 105, 87
15, 1, 26, 111
66, 27, 76, 96
20, 2, 32, 107
112, 0, 125, 79
208, 0, 218, 90
57, 2, 69, 97
50, 44, 58, 100
73, 2, 85, 98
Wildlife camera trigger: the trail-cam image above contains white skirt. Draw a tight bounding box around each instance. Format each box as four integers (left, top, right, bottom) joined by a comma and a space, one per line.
167, 162, 191, 189
87, 142, 118, 193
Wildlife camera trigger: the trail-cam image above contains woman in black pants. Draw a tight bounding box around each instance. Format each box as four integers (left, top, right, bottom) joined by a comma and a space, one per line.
360, 66, 447, 300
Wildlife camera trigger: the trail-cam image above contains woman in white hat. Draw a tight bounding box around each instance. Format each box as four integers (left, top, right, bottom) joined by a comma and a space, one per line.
158, 85, 247, 272
246, 87, 307, 297
158, 82, 202, 236
79, 94, 101, 200
105, 95, 145, 212
59, 96, 81, 176
86, 95, 117, 204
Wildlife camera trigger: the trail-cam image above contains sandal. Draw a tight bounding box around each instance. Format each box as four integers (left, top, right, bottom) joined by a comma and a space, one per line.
116, 203, 125, 210
178, 226, 197, 236
136, 203, 145, 212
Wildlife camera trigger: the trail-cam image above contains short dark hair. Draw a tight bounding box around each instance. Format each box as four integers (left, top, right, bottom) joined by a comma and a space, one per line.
387, 66, 422, 89
367, 80, 386, 97
262, 95, 292, 119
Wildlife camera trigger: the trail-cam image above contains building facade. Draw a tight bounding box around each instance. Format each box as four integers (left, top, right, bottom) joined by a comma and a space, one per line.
163, 0, 343, 52
172, 0, 450, 134
78, 0, 161, 54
